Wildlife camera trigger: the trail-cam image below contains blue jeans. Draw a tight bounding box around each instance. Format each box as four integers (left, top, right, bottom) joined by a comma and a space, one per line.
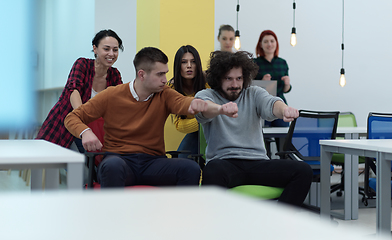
97, 153, 200, 188
177, 131, 199, 159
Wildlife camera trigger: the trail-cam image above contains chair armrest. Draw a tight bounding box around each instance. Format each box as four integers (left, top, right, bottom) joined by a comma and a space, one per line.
84, 152, 107, 189
275, 151, 295, 159
264, 138, 275, 143
189, 154, 206, 170
166, 150, 191, 158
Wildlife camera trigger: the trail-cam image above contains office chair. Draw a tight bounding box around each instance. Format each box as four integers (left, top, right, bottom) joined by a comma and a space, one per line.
363, 112, 392, 202
275, 110, 339, 209
197, 124, 284, 200
84, 118, 196, 189
330, 112, 366, 203
276, 110, 339, 177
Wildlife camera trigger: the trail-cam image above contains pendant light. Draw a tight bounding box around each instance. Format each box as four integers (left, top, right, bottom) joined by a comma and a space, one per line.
234, 0, 241, 50
339, 0, 346, 87
290, 0, 297, 46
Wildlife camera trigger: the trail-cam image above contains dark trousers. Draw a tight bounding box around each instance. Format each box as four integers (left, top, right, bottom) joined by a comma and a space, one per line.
202, 158, 313, 207
97, 153, 201, 188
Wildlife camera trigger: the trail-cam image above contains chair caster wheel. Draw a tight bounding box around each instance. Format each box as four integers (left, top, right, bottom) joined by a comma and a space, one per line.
337, 191, 343, 197
362, 197, 368, 206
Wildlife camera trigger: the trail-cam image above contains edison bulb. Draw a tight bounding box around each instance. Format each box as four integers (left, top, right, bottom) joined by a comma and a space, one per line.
339, 74, 346, 87
339, 68, 346, 87
234, 36, 241, 50
290, 33, 297, 46
290, 27, 297, 47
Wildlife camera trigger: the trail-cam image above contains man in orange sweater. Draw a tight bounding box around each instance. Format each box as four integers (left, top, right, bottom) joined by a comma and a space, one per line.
65, 47, 209, 188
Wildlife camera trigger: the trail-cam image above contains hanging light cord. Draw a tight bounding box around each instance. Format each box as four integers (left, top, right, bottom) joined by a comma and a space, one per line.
236, 0, 240, 30
341, 0, 345, 69
293, 0, 296, 28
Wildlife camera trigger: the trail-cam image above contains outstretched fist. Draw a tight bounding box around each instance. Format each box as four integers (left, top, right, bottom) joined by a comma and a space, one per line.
283, 106, 299, 122
188, 98, 208, 114
219, 102, 238, 118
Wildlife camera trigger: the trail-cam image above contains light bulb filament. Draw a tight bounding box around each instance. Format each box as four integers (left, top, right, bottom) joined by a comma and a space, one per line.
234, 36, 241, 50
290, 33, 297, 46
339, 74, 346, 87
290, 27, 297, 47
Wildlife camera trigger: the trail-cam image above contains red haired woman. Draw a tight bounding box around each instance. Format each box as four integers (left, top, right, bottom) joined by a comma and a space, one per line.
254, 30, 292, 127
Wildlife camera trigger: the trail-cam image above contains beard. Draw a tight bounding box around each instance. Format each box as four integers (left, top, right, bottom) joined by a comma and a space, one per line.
219, 88, 242, 101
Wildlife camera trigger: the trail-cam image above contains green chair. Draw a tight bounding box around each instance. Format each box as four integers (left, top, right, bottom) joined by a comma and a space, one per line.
330, 112, 366, 200
198, 125, 284, 200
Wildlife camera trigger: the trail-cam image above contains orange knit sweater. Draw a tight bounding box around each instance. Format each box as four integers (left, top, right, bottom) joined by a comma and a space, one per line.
65, 83, 193, 156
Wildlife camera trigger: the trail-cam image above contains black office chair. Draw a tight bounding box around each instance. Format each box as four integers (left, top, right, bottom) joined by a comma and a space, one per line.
275, 110, 339, 210
363, 112, 392, 203
276, 110, 339, 178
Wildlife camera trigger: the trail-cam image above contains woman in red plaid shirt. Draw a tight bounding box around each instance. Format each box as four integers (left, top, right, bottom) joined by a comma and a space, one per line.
36, 29, 123, 151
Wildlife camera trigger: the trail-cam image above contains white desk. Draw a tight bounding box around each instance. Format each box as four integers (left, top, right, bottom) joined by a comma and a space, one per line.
0, 187, 388, 240
320, 139, 392, 235
332, 127, 367, 220
0, 139, 84, 190
263, 126, 367, 139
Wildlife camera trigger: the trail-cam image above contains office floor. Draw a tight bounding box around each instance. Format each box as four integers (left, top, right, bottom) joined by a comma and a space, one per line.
0, 169, 391, 238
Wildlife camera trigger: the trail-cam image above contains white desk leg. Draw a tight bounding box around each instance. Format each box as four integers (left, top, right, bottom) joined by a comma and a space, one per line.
45, 168, 59, 189
67, 162, 83, 190
343, 152, 353, 220
350, 154, 359, 220
345, 132, 359, 220
376, 152, 391, 234
320, 145, 332, 219
350, 133, 359, 220
31, 169, 43, 190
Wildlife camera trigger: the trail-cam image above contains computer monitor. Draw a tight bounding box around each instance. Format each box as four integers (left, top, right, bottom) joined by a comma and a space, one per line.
251, 80, 277, 96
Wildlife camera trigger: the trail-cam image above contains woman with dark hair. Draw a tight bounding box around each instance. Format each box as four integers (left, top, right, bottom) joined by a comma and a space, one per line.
36, 29, 124, 151
217, 24, 235, 52
254, 30, 292, 127
168, 45, 208, 158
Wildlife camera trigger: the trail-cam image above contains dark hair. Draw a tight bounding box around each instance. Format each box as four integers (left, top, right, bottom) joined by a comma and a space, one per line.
255, 30, 279, 58
171, 45, 206, 95
217, 24, 235, 39
133, 47, 168, 74
206, 51, 258, 91
92, 29, 124, 57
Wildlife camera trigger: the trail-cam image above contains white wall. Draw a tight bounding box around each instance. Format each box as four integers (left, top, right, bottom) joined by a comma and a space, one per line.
37, 0, 137, 122
36, 0, 95, 122
40, 0, 95, 89
215, 0, 392, 127
95, 0, 137, 83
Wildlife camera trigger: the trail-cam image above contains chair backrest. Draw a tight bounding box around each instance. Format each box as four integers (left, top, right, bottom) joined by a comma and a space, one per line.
338, 112, 357, 127
367, 112, 392, 139
365, 112, 392, 196
198, 124, 207, 157
283, 110, 339, 158
87, 117, 105, 165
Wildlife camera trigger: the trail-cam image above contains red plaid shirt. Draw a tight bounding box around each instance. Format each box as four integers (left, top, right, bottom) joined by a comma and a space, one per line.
36, 58, 122, 148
